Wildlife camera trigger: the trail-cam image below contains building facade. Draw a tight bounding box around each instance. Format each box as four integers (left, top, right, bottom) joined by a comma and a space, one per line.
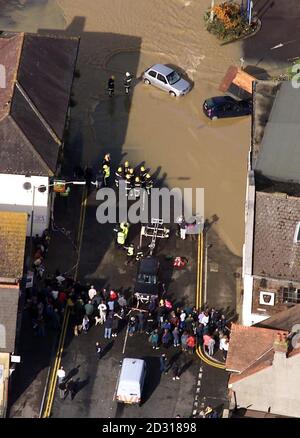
0, 32, 79, 236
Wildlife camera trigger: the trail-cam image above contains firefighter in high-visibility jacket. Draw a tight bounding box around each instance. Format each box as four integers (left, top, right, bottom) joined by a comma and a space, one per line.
115, 165, 124, 187
144, 173, 153, 194
125, 174, 132, 197
124, 160, 130, 175
60, 185, 71, 197
139, 165, 147, 183
102, 164, 110, 186
117, 222, 129, 245
134, 176, 141, 197
124, 72, 133, 95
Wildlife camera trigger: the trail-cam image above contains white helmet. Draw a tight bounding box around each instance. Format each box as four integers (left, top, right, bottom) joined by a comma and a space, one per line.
125, 72, 131, 77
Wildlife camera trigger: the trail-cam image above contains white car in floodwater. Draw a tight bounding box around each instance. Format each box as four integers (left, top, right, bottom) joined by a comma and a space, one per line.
142, 64, 191, 97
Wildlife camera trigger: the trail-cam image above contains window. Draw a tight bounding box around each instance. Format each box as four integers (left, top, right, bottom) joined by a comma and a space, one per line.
0, 324, 6, 349
166, 70, 181, 85
294, 222, 300, 243
148, 70, 157, 78
157, 74, 167, 84
279, 287, 300, 304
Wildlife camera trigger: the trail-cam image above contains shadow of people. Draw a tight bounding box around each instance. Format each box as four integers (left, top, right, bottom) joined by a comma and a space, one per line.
65, 365, 81, 382
72, 377, 90, 400
179, 359, 193, 376
101, 340, 114, 358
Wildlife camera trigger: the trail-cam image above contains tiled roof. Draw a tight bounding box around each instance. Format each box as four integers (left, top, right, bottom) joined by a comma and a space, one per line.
226, 323, 287, 374
0, 33, 24, 121
0, 32, 79, 176
0, 285, 19, 353
253, 191, 300, 281
0, 211, 27, 280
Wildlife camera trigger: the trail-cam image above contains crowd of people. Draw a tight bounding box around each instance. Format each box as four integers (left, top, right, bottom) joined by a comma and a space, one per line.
51, 280, 231, 362
26, 254, 231, 362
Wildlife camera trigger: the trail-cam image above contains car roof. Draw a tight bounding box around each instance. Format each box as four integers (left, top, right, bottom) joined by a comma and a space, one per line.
139, 256, 159, 274
150, 64, 174, 76
119, 358, 145, 383
208, 96, 236, 105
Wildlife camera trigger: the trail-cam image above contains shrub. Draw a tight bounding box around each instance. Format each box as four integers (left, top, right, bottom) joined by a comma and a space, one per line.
204, 1, 255, 42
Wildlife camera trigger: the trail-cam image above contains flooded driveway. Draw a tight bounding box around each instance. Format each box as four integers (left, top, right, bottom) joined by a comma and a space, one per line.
2, 0, 285, 256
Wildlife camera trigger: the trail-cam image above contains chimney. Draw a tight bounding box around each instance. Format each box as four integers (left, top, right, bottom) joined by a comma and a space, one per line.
272, 333, 288, 367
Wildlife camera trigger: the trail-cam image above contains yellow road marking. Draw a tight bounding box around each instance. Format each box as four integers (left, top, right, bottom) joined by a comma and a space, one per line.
43, 308, 70, 417
43, 186, 87, 417
196, 231, 226, 370
75, 187, 88, 279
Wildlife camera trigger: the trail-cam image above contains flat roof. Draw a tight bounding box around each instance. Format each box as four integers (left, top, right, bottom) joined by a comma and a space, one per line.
254, 81, 300, 183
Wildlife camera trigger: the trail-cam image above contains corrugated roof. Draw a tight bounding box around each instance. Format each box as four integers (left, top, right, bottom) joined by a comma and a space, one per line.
254, 81, 300, 183
0, 211, 27, 280
0, 31, 79, 176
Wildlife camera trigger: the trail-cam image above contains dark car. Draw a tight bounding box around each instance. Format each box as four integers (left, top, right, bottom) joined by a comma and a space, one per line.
134, 256, 160, 304
203, 96, 252, 120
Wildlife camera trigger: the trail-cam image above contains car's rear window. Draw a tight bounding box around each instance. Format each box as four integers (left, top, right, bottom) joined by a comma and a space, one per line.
138, 274, 157, 284
204, 99, 214, 108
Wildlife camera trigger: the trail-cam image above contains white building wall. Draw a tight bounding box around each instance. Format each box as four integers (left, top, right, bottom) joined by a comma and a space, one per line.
0, 174, 50, 236
231, 353, 300, 417
242, 170, 256, 326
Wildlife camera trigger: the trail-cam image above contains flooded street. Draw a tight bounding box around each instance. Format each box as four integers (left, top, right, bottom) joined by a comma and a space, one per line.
0, 0, 257, 255
58, 0, 249, 255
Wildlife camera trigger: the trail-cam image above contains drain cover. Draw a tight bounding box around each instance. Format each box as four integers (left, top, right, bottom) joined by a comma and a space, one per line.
209, 262, 219, 272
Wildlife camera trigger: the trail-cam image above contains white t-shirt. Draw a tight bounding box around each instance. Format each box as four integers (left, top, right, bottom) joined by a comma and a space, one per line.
57, 369, 65, 379
220, 338, 229, 351
202, 315, 209, 326
51, 290, 59, 300
180, 312, 186, 322
56, 275, 65, 285
98, 303, 107, 313
88, 288, 97, 300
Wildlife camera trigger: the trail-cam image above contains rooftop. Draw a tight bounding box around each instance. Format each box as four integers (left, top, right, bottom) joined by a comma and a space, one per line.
226, 323, 287, 375
257, 304, 300, 331
0, 32, 79, 176
253, 191, 300, 281
0, 285, 20, 353
251, 80, 280, 167
254, 81, 300, 183
0, 211, 27, 281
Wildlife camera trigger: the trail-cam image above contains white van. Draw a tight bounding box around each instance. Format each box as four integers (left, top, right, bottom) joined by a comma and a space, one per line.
114, 358, 146, 405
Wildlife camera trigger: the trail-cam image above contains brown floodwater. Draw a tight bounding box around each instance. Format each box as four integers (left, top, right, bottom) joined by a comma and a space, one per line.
1, 0, 251, 255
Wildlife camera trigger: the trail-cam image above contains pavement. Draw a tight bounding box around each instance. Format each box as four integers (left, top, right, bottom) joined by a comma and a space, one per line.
204, 222, 242, 321
7, 184, 85, 418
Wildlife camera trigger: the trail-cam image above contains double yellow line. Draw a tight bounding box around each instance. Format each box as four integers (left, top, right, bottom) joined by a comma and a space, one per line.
195, 232, 226, 370
42, 187, 88, 417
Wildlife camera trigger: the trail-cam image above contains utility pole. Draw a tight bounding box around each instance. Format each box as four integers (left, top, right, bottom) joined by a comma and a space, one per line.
210, 0, 215, 23
248, 1, 253, 25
